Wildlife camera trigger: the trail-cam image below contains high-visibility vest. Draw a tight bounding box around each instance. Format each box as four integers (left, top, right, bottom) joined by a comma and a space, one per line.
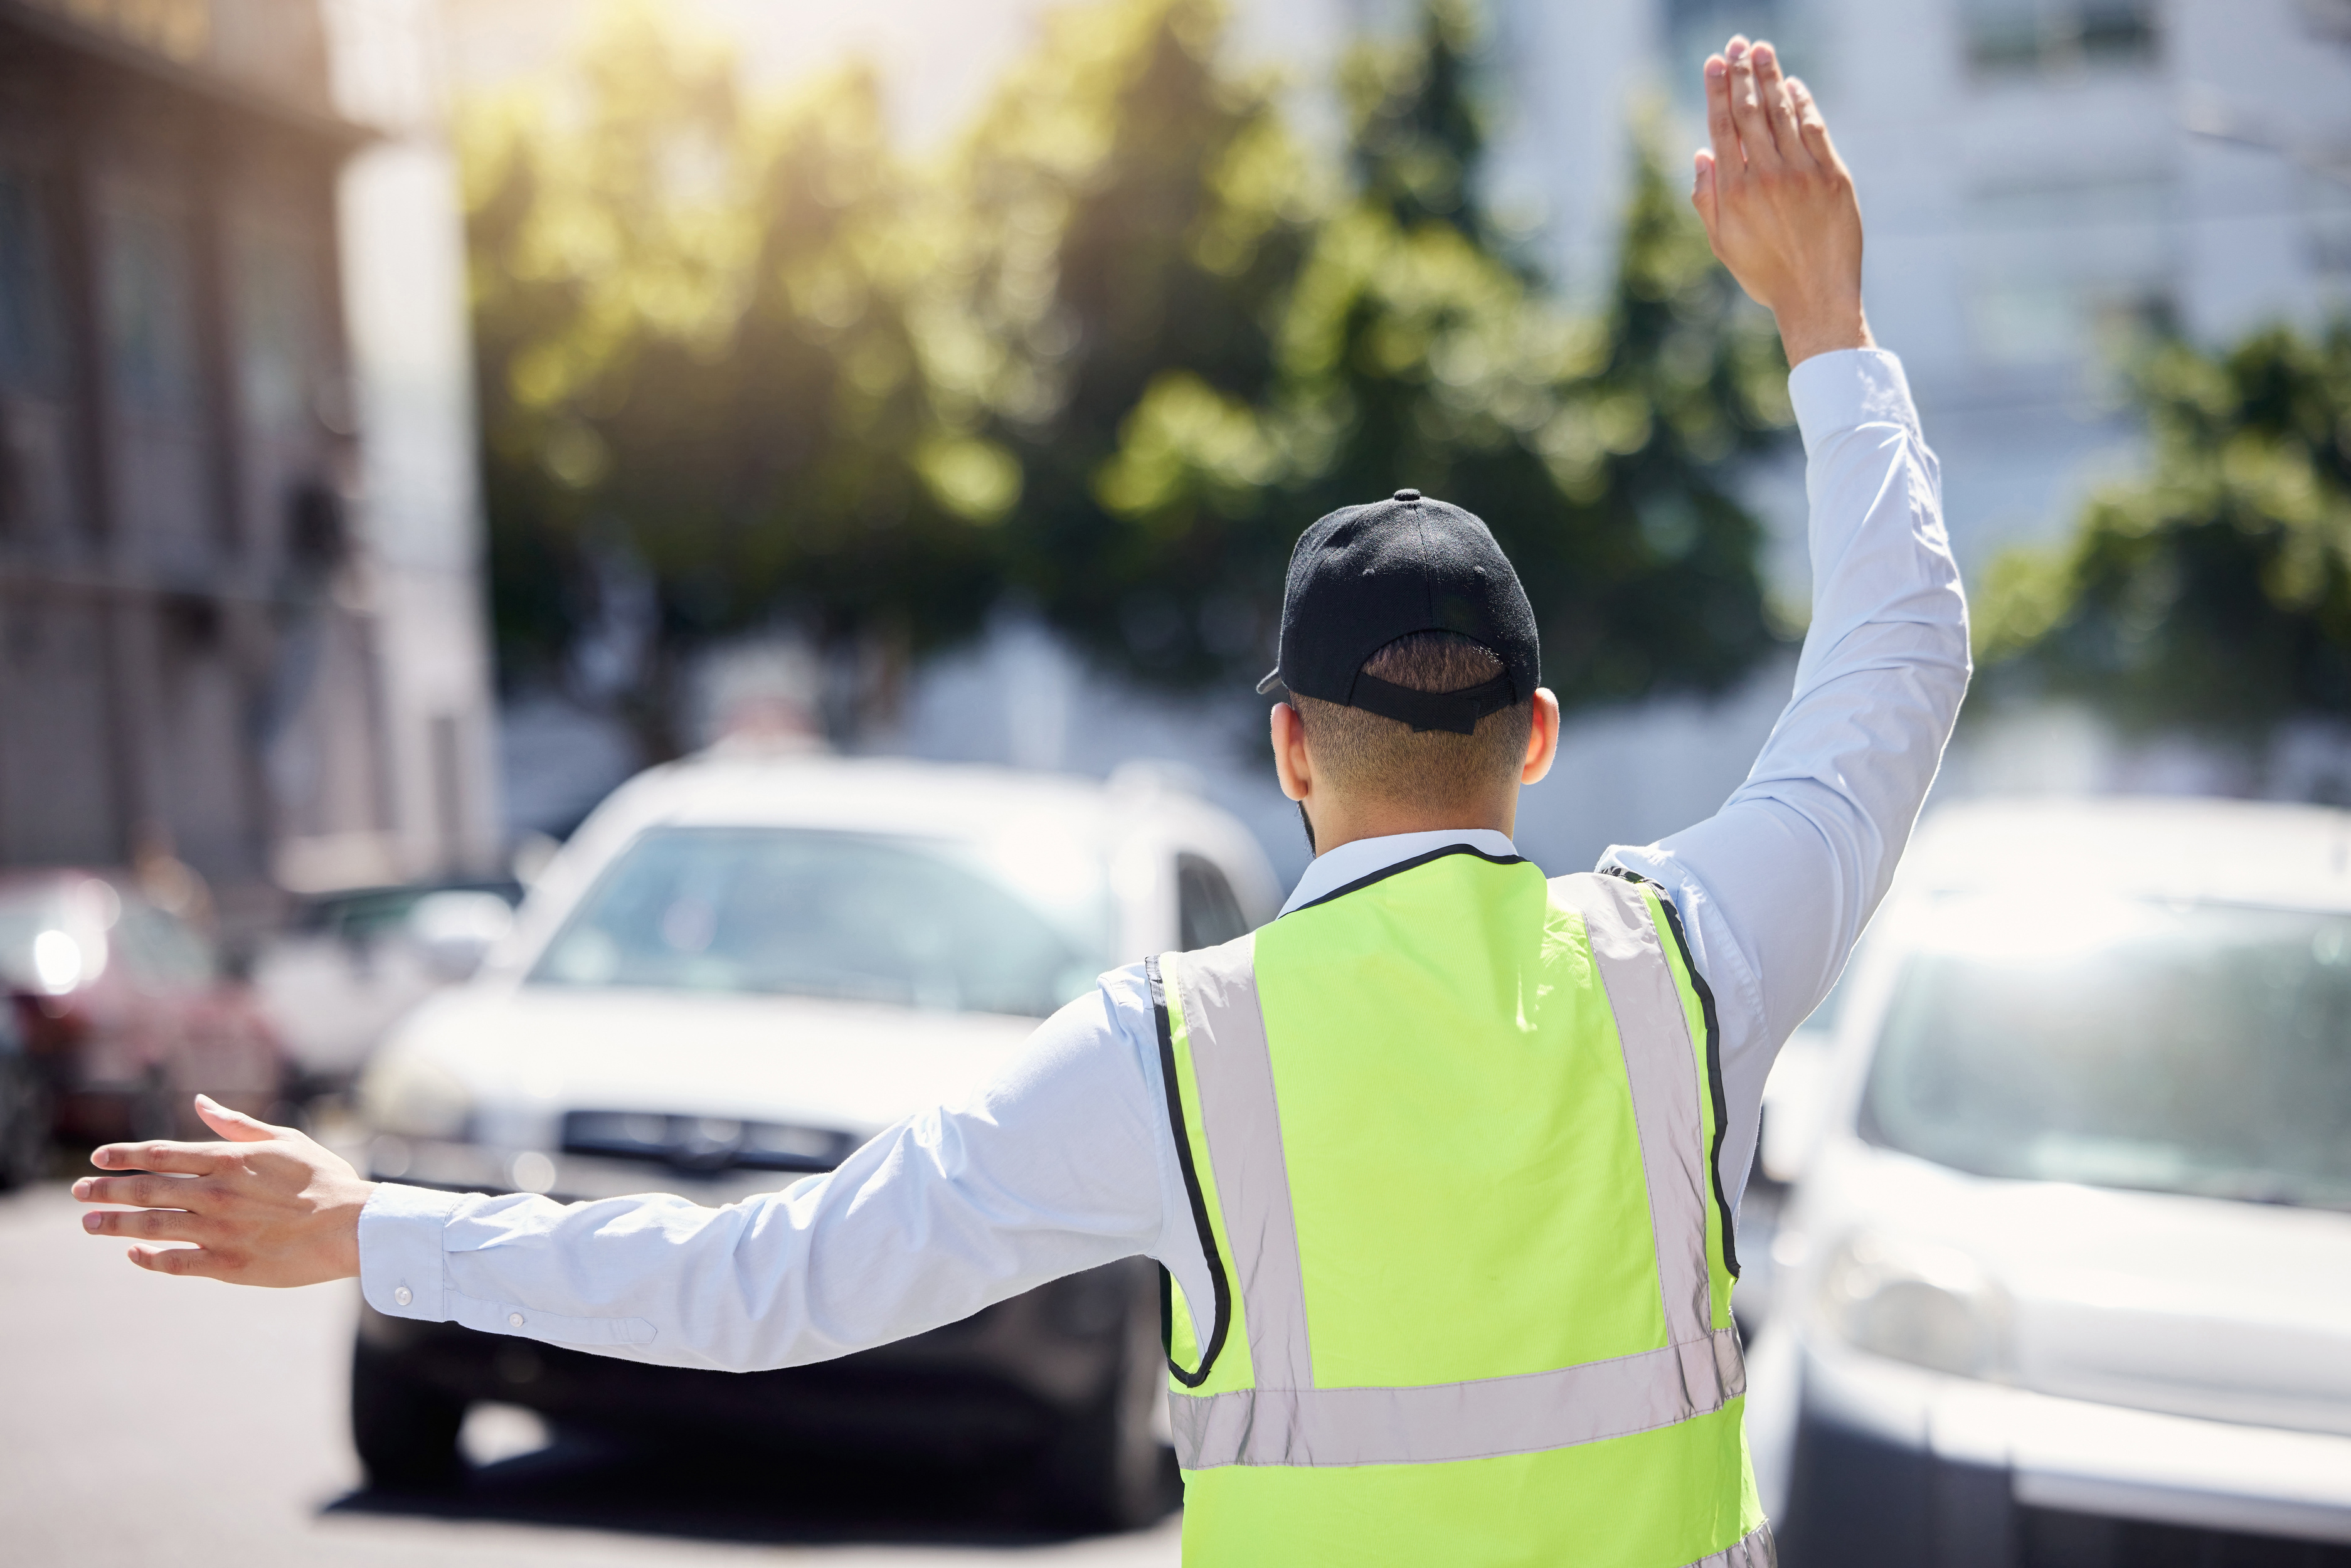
1150, 850, 1770, 1567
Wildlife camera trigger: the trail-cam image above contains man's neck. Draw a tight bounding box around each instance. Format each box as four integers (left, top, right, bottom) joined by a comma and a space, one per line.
1305, 797, 1517, 858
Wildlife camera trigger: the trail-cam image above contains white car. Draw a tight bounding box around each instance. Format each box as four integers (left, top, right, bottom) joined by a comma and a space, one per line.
1746, 797, 2351, 1564
253, 881, 519, 1087
350, 750, 1277, 1525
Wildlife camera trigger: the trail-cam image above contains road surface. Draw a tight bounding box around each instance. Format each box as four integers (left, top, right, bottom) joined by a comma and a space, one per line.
0, 1179, 1181, 1568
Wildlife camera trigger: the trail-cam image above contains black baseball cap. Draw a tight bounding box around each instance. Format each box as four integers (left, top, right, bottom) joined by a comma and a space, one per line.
1256, 489, 1539, 735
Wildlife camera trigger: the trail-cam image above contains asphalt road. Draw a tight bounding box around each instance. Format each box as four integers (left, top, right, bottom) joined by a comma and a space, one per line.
0, 1179, 1181, 1568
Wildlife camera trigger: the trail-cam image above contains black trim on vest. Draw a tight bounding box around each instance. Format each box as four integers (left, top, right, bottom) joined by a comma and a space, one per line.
1149, 954, 1233, 1387
1605, 866, 1741, 1279
1285, 843, 1529, 916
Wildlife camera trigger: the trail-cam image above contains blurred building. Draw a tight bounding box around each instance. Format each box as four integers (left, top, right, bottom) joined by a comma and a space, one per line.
0, 0, 499, 927
1487, 0, 2351, 574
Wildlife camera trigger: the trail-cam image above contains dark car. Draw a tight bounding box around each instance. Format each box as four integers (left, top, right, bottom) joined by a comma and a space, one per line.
354, 1248, 1170, 1528
0, 997, 48, 1185
0, 870, 287, 1142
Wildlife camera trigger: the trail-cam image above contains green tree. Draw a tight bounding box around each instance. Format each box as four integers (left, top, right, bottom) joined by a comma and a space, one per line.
947, 0, 1319, 677
465, 3, 1018, 744
463, 0, 1793, 744
1343, 0, 1495, 248
1068, 1, 1791, 704
1977, 322, 2351, 736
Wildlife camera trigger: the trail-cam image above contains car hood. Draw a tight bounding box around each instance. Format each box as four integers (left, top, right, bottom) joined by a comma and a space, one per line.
1800, 1144, 2351, 1437
381, 982, 1044, 1142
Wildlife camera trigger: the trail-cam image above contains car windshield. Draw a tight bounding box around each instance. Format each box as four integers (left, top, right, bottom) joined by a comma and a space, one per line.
1860, 896, 2351, 1210
530, 826, 1113, 1019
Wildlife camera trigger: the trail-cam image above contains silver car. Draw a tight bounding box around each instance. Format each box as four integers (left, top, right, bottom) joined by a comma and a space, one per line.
1748, 797, 2351, 1564
351, 751, 1277, 1527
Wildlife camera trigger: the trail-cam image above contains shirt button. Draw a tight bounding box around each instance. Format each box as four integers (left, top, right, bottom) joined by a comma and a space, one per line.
508, 1312, 525, 1328
393, 1286, 412, 1307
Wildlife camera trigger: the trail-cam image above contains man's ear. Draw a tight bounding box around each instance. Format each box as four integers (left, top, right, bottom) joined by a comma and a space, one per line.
1520, 689, 1561, 785
1271, 702, 1313, 803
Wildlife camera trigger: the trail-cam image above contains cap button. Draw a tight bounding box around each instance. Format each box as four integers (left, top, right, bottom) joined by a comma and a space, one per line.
1393, 488, 1421, 503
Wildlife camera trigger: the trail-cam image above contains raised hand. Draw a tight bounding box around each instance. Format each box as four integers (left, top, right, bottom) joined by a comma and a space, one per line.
1691, 36, 1872, 367
74, 1094, 373, 1286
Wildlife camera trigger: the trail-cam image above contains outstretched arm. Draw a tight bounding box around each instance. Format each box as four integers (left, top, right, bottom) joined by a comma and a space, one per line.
72, 975, 1197, 1375
1602, 39, 1970, 1206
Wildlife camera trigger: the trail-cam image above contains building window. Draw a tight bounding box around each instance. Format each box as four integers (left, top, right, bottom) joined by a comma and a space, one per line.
231, 225, 317, 433
100, 197, 198, 413
1962, 175, 2174, 369
1963, 0, 2161, 77
2308, 171, 2351, 285
1966, 279, 2173, 368
0, 169, 64, 394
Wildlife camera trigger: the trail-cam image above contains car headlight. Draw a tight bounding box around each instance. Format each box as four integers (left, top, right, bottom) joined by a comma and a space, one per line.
358, 1051, 474, 1142
1815, 1230, 2010, 1380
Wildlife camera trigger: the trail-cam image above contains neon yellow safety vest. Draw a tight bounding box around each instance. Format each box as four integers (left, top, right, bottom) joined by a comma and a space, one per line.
1149, 850, 1769, 1567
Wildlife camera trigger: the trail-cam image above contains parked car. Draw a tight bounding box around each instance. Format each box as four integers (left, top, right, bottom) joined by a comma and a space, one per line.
0, 997, 47, 1185
350, 753, 1278, 1525
0, 870, 286, 1143
1747, 798, 2351, 1565
252, 879, 520, 1090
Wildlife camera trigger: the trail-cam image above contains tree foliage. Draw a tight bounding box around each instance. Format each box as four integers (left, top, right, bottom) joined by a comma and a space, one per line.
464, 0, 1793, 742
1054, 0, 1790, 699
1978, 322, 2351, 735
467, 6, 1017, 712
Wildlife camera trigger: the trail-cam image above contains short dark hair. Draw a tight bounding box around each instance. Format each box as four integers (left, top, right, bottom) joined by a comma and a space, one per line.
1292, 631, 1535, 811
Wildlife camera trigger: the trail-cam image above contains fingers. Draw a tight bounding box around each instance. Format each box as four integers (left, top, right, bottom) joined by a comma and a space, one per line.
74, 1172, 213, 1211
1786, 77, 1838, 167
90, 1140, 229, 1176
1749, 42, 1808, 167
1703, 53, 1741, 182
1723, 37, 1781, 170
83, 1205, 211, 1242
128, 1244, 231, 1279
193, 1093, 280, 1144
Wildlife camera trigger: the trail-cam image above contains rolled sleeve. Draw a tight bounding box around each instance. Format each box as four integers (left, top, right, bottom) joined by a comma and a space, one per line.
357, 1182, 463, 1320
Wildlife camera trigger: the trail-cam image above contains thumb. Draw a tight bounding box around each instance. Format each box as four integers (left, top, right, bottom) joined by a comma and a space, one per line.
1690, 149, 1720, 237
194, 1094, 279, 1143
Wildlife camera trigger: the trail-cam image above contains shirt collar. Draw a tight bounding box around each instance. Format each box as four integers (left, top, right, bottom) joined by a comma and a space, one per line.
1277, 828, 1522, 917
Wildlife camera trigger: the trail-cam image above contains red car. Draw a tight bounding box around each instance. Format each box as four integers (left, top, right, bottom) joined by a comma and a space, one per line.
0, 871, 286, 1143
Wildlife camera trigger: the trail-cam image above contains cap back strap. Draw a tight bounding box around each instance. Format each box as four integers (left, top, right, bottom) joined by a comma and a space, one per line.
1345, 671, 1519, 735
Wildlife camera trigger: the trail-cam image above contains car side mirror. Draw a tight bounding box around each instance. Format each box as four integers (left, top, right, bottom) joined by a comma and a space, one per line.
408, 892, 516, 982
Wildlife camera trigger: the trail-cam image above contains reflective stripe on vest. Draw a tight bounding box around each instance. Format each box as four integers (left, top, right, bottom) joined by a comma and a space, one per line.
1158, 869, 1743, 1470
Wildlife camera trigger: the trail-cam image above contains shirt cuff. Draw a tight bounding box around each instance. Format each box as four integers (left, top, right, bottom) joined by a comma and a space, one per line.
1788, 347, 1920, 455
358, 1182, 462, 1320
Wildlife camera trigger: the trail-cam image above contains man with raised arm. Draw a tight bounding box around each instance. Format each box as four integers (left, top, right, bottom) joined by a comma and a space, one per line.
77, 39, 1964, 1566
